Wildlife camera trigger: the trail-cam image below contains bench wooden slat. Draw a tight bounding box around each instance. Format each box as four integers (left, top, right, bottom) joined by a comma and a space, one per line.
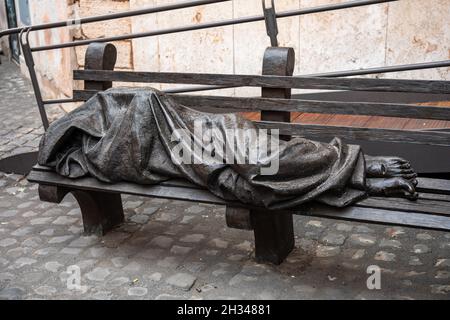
32, 165, 202, 190
256, 121, 450, 147
300, 203, 450, 232
357, 197, 450, 217
416, 192, 450, 202
417, 177, 450, 195
72, 91, 450, 121
28, 169, 229, 205
28, 169, 450, 232
73, 70, 450, 94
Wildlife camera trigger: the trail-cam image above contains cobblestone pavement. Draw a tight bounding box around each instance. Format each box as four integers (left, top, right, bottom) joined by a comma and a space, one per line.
0, 61, 63, 160
1, 60, 449, 300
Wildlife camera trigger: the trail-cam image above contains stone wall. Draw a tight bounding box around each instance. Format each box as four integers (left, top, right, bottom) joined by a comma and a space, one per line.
13, 0, 450, 101
25, 0, 78, 99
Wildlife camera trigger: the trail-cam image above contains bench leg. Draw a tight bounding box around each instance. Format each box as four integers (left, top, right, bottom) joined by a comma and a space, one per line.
38, 185, 124, 236
251, 210, 295, 265
225, 206, 294, 265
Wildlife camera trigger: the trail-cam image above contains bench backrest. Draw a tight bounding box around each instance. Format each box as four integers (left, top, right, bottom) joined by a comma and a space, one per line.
72, 42, 450, 151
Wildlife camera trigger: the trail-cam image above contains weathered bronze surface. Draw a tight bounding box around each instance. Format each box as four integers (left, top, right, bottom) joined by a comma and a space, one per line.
37, 88, 418, 210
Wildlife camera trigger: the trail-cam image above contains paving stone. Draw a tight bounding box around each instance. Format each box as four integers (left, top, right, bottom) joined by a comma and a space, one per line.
146, 273, 162, 282
293, 285, 317, 295
128, 287, 148, 297
379, 238, 402, 249
180, 234, 205, 243
170, 245, 192, 255
0, 257, 9, 267
110, 277, 131, 287
30, 217, 53, 225
0, 238, 17, 247
157, 256, 181, 269
304, 231, 321, 240
14, 257, 37, 268
76, 259, 97, 270
335, 223, 353, 232
6, 246, 31, 258
227, 254, 247, 261
180, 215, 196, 224
11, 226, 34, 237
234, 240, 253, 252
17, 201, 34, 209
241, 264, 268, 276
45, 261, 64, 273
185, 205, 205, 214
0, 210, 17, 218
351, 249, 365, 260
306, 220, 323, 228
316, 245, 341, 258
48, 236, 73, 244
92, 291, 113, 300
320, 233, 346, 246
52, 216, 78, 225
139, 206, 160, 216
155, 212, 178, 222
155, 294, 185, 300
0, 287, 26, 300
129, 214, 150, 224
209, 238, 228, 249
22, 211, 38, 218
166, 273, 197, 291
385, 227, 406, 238
68, 226, 83, 234
355, 225, 374, 233
375, 251, 396, 262
416, 233, 433, 241
101, 232, 131, 248
22, 237, 43, 248
435, 259, 450, 267
34, 285, 57, 296
68, 236, 99, 248
124, 201, 144, 210
61, 248, 83, 255
150, 236, 173, 249
123, 262, 142, 272
184, 262, 206, 273
435, 271, 450, 279
34, 247, 58, 256
409, 256, 423, 266
86, 267, 111, 282
67, 208, 81, 216
229, 274, 258, 286
412, 244, 430, 254
204, 249, 219, 256
430, 285, 450, 295
348, 234, 377, 246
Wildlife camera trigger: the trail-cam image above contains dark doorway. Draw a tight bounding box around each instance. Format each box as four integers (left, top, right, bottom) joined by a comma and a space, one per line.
5, 0, 20, 62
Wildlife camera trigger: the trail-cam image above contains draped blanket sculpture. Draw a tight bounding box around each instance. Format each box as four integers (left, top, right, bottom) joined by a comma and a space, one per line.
38, 88, 418, 210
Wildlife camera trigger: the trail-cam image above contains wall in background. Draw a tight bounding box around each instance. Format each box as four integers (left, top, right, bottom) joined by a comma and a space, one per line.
9, 0, 450, 104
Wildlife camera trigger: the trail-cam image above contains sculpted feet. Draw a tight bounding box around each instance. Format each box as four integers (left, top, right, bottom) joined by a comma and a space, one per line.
366, 177, 418, 200
366, 156, 417, 180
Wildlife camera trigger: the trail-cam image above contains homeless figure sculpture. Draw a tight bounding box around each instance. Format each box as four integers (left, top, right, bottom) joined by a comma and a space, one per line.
38, 88, 418, 210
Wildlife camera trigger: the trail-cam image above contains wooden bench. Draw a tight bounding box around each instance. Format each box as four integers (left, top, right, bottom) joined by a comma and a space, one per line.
28, 42, 450, 265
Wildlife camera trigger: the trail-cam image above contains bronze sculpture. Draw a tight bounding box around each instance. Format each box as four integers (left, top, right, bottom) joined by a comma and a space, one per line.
38, 88, 418, 210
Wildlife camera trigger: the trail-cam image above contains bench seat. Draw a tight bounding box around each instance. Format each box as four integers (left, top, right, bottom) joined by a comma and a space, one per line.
28, 165, 450, 232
